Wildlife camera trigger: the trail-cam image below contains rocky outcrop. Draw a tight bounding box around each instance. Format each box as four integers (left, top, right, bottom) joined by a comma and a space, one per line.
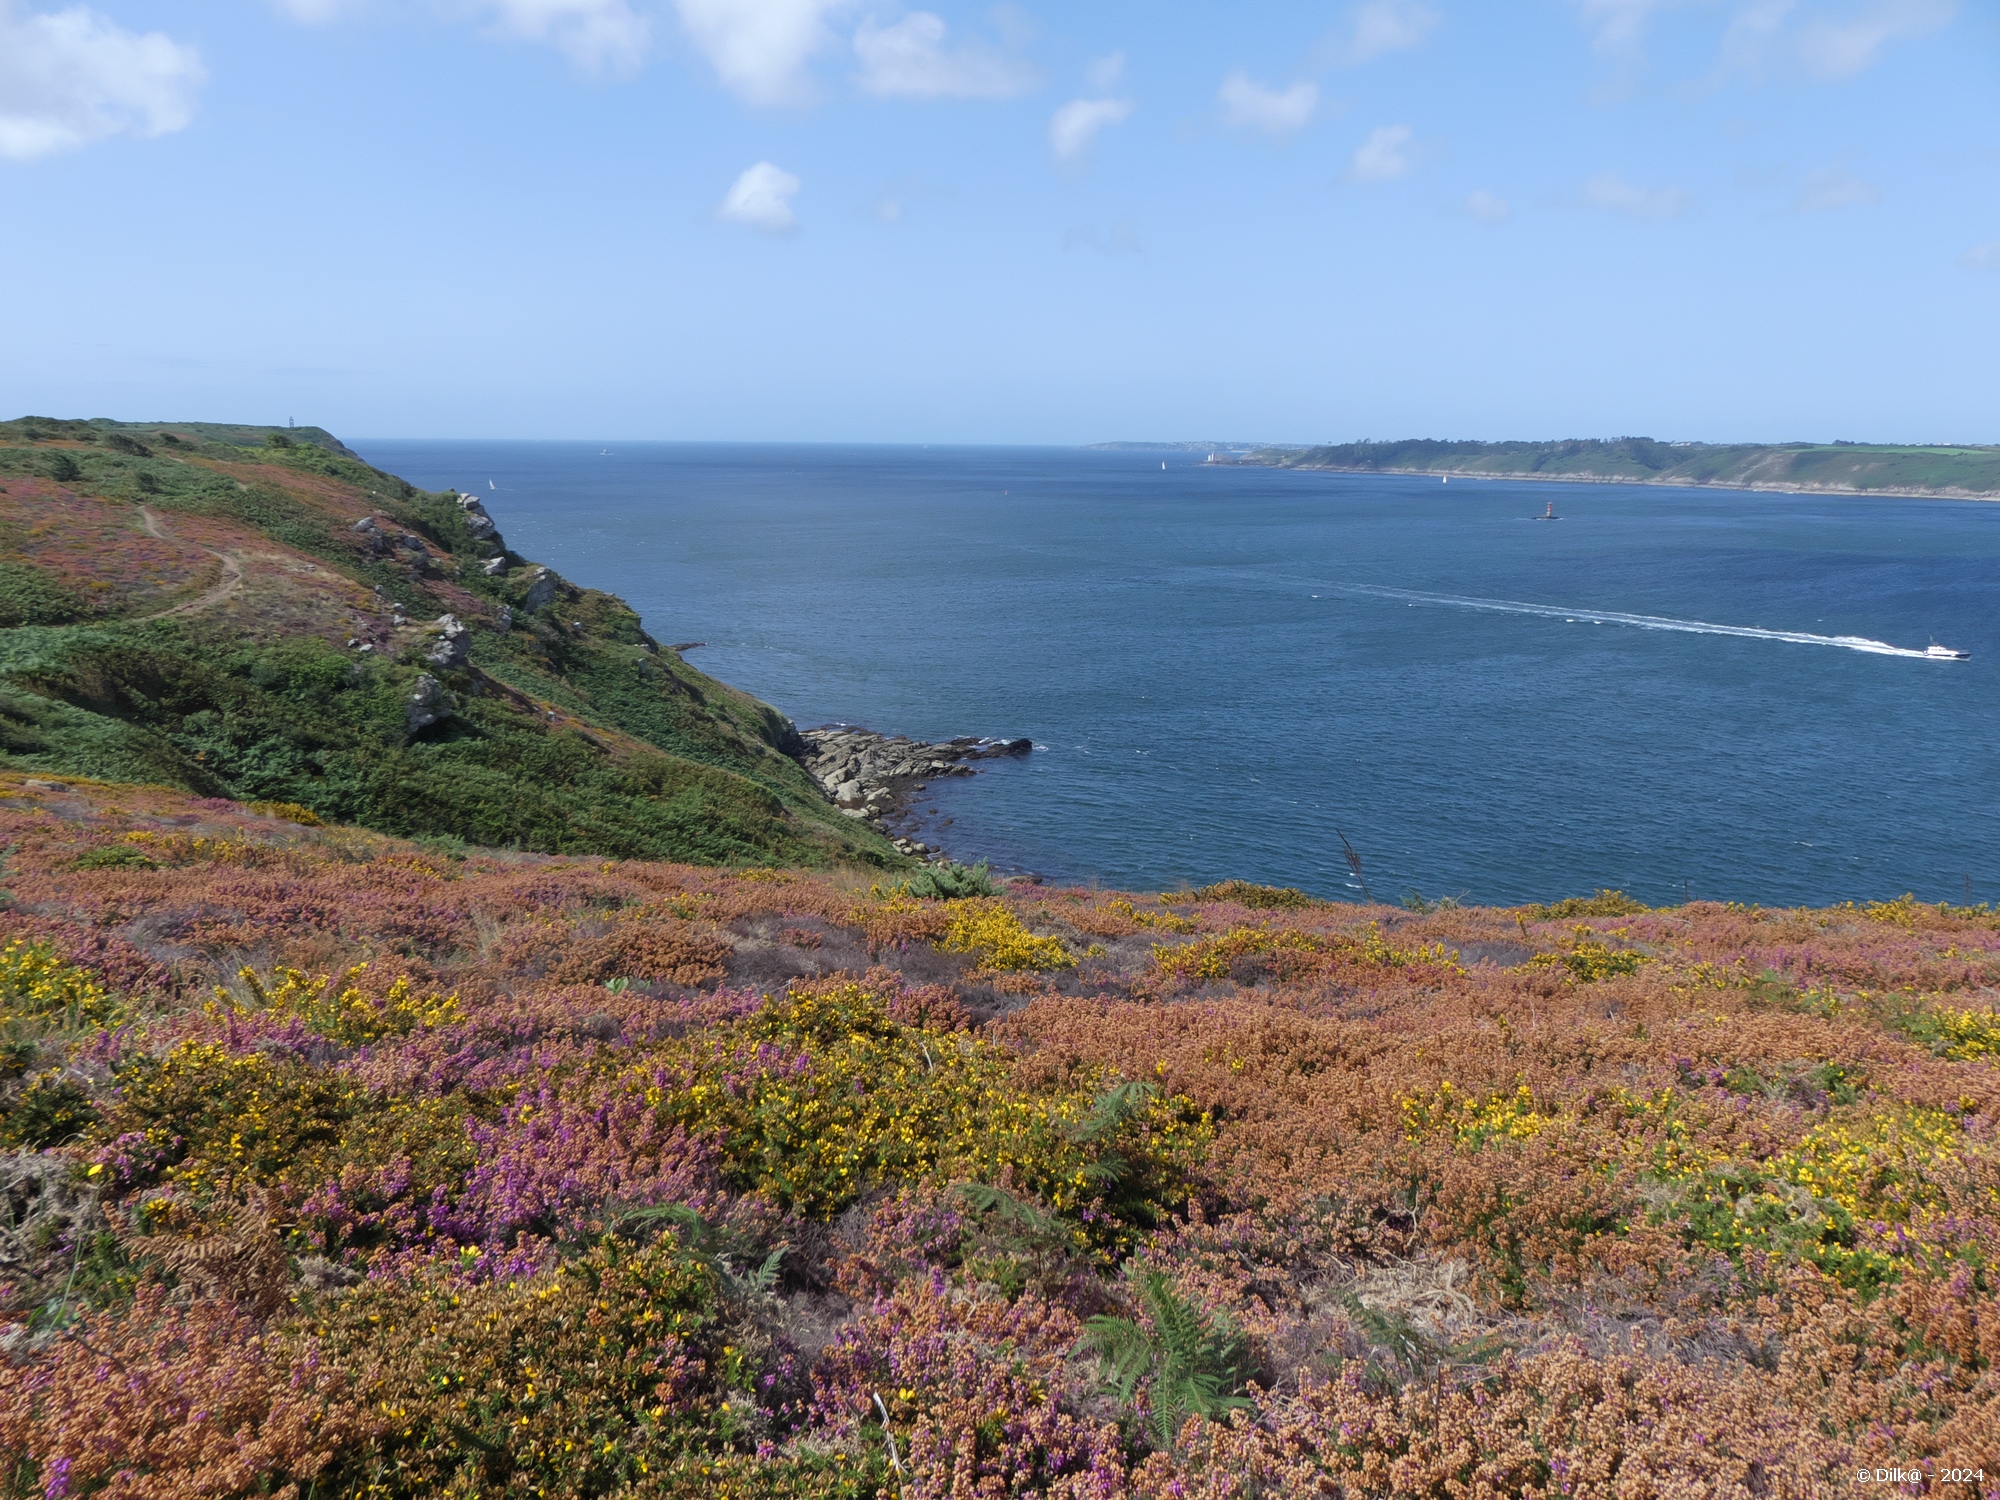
456, 493, 499, 542
796, 726, 1030, 861
406, 673, 451, 733
521, 567, 556, 614
424, 614, 470, 669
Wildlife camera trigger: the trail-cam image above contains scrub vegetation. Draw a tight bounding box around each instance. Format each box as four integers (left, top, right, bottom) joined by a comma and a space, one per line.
1, 777, 1997, 1497
0, 417, 889, 869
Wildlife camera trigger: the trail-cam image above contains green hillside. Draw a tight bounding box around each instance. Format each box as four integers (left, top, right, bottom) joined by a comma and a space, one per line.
0, 415, 897, 868
1250, 437, 2000, 496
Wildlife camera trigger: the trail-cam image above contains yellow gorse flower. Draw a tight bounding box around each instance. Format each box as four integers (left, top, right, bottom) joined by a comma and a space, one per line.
936, 900, 1075, 972
217, 964, 460, 1045
0, 937, 119, 1030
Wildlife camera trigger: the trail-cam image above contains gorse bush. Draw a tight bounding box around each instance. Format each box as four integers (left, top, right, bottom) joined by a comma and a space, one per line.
3, 775, 2000, 1495
0, 937, 119, 1030
652, 984, 1207, 1232
936, 899, 1074, 971
1526, 889, 1649, 919
225, 964, 460, 1046
1189, 879, 1320, 910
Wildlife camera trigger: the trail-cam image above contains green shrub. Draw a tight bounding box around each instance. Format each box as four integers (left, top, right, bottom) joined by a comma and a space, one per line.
1191, 879, 1320, 910
899, 860, 999, 900
0, 1073, 96, 1147
1528, 890, 1649, 919
45, 453, 80, 483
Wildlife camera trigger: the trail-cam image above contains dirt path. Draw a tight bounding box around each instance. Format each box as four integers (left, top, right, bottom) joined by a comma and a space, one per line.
137, 506, 246, 620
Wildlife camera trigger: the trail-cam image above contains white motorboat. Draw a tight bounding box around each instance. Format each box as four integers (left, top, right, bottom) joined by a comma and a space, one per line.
1925, 642, 1970, 660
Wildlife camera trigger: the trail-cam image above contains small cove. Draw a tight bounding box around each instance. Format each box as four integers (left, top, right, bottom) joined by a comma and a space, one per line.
360, 440, 2000, 907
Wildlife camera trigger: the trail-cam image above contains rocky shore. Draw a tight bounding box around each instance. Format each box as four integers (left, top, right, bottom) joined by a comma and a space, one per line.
797, 726, 1030, 862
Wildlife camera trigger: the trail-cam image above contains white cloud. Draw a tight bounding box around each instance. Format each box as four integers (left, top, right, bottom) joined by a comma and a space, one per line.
1716, 0, 1799, 75
1084, 50, 1124, 91
1582, 170, 1691, 218
268, 0, 370, 20
1793, 165, 1879, 211
1576, 0, 1671, 56
1218, 70, 1317, 137
853, 10, 1033, 99
676, 0, 847, 104
1337, 0, 1438, 63
271, 0, 650, 70
1347, 123, 1414, 182
1961, 241, 2000, 273
1464, 188, 1511, 223
1798, 0, 1953, 79
718, 159, 800, 232
1049, 96, 1132, 164
0, 1, 205, 160
480, 0, 651, 72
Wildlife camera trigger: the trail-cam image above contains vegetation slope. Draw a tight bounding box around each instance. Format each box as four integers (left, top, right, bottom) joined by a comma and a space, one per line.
0, 417, 892, 869
1, 777, 1997, 1497
1250, 437, 2000, 497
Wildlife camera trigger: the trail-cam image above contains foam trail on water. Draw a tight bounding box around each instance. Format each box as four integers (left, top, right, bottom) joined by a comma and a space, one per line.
1331, 584, 1942, 659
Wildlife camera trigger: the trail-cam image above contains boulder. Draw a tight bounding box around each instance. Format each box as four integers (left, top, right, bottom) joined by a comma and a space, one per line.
494, 604, 513, 633
481, 557, 508, 577
521, 567, 555, 614
424, 614, 470, 669
406, 673, 450, 733
457, 494, 498, 539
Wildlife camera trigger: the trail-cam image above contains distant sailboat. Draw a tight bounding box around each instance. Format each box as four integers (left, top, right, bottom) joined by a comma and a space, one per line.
489, 480, 496, 491
1161, 462, 1167, 470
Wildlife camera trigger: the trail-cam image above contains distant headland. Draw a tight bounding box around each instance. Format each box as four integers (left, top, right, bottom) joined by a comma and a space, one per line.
1089, 437, 2000, 499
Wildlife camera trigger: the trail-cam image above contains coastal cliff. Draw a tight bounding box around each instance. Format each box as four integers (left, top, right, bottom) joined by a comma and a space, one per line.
1237, 437, 2000, 498
0, 417, 901, 868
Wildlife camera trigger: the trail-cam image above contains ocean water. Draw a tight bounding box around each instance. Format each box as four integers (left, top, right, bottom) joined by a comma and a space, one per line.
358, 441, 2000, 907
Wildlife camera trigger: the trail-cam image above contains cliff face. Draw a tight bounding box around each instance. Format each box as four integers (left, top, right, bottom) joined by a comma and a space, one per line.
0, 416, 896, 868
1251, 437, 2000, 497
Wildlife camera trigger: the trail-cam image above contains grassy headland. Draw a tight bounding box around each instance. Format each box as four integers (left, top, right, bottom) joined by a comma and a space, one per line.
0, 416, 893, 868
1243, 437, 2000, 497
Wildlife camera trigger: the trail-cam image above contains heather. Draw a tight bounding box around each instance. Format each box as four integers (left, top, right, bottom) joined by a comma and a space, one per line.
2, 782, 1999, 1496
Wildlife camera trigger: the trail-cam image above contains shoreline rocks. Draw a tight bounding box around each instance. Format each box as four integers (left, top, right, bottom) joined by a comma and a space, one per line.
797, 725, 1030, 863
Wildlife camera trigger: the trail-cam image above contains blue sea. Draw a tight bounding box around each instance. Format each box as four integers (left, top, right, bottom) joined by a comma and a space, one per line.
358, 441, 2000, 908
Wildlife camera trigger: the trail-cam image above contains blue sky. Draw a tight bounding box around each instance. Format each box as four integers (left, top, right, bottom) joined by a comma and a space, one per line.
2, 0, 1995, 443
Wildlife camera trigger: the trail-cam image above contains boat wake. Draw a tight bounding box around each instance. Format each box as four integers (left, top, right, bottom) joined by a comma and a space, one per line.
1331, 584, 1950, 659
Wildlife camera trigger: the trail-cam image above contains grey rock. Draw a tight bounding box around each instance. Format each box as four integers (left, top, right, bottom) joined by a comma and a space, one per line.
457, 494, 498, 538
351, 516, 380, 533
494, 604, 513, 633
481, 557, 508, 577
406, 673, 450, 732
424, 614, 470, 669
521, 567, 555, 613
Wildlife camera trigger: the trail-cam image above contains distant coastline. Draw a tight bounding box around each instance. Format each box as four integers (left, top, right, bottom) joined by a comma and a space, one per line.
1094, 437, 2000, 500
